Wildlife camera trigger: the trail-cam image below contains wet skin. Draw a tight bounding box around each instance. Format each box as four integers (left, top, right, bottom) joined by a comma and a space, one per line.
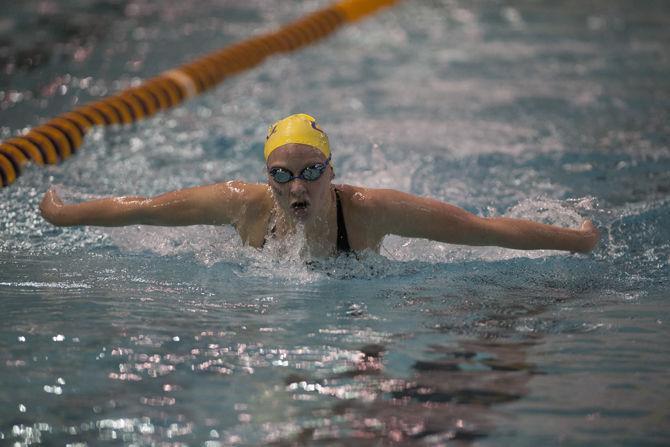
266, 144, 335, 224
264, 144, 343, 256
39, 143, 600, 257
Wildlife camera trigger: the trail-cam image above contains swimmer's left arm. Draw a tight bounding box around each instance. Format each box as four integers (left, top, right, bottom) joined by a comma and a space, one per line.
368, 189, 599, 253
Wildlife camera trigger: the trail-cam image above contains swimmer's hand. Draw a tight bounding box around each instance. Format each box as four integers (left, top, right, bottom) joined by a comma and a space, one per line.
576, 219, 599, 253
40, 188, 69, 226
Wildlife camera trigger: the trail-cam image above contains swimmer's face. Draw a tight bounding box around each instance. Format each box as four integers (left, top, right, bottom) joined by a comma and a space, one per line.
266, 143, 334, 222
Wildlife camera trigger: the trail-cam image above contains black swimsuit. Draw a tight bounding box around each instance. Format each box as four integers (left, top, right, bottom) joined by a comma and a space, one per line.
264, 187, 351, 253
334, 188, 352, 253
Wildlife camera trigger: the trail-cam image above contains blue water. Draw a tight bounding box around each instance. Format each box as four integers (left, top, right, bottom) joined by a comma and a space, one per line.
1, 0, 669, 445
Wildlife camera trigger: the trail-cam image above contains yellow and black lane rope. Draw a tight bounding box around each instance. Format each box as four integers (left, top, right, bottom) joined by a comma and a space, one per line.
0, 0, 399, 187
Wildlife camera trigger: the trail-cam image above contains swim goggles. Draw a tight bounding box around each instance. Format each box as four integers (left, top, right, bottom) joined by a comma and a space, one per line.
268, 155, 331, 184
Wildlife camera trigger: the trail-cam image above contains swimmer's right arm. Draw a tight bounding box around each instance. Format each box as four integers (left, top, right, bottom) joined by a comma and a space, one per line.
39, 182, 261, 227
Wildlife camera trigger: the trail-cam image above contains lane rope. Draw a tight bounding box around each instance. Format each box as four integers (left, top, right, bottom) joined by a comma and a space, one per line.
0, 0, 399, 188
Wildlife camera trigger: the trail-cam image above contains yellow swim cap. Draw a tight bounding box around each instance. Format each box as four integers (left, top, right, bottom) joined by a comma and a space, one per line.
264, 113, 330, 161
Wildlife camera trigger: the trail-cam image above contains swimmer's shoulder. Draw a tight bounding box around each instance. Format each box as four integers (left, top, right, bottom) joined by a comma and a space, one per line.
194, 181, 271, 224
334, 184, 389, 247
216, 180, 273, 213
334, 184, 391, 212
212, 181, 272, 246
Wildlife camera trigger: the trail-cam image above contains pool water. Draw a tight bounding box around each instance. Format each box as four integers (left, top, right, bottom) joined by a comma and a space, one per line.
1, 0, 669, 445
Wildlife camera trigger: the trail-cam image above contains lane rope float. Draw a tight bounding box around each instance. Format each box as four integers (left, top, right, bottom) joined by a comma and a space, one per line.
0, 0, 400, 188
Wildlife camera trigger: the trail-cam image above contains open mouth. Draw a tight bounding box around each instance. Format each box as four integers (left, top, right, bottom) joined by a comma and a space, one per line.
291, 200, 309, 211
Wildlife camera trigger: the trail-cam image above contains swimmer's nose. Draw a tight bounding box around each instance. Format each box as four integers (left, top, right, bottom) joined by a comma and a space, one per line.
288, 178, 308, 195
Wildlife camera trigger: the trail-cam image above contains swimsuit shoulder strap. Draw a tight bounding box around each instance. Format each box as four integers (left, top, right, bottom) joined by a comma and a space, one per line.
261, 207, 276, 249
334, 188, 352, 253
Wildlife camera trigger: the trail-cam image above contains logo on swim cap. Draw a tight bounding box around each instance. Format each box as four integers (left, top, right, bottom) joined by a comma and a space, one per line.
264, 114, 330, 161
266, 124, 278, 140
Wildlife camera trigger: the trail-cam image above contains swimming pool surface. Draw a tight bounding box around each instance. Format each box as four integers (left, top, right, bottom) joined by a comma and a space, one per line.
1, 0, 669, 445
